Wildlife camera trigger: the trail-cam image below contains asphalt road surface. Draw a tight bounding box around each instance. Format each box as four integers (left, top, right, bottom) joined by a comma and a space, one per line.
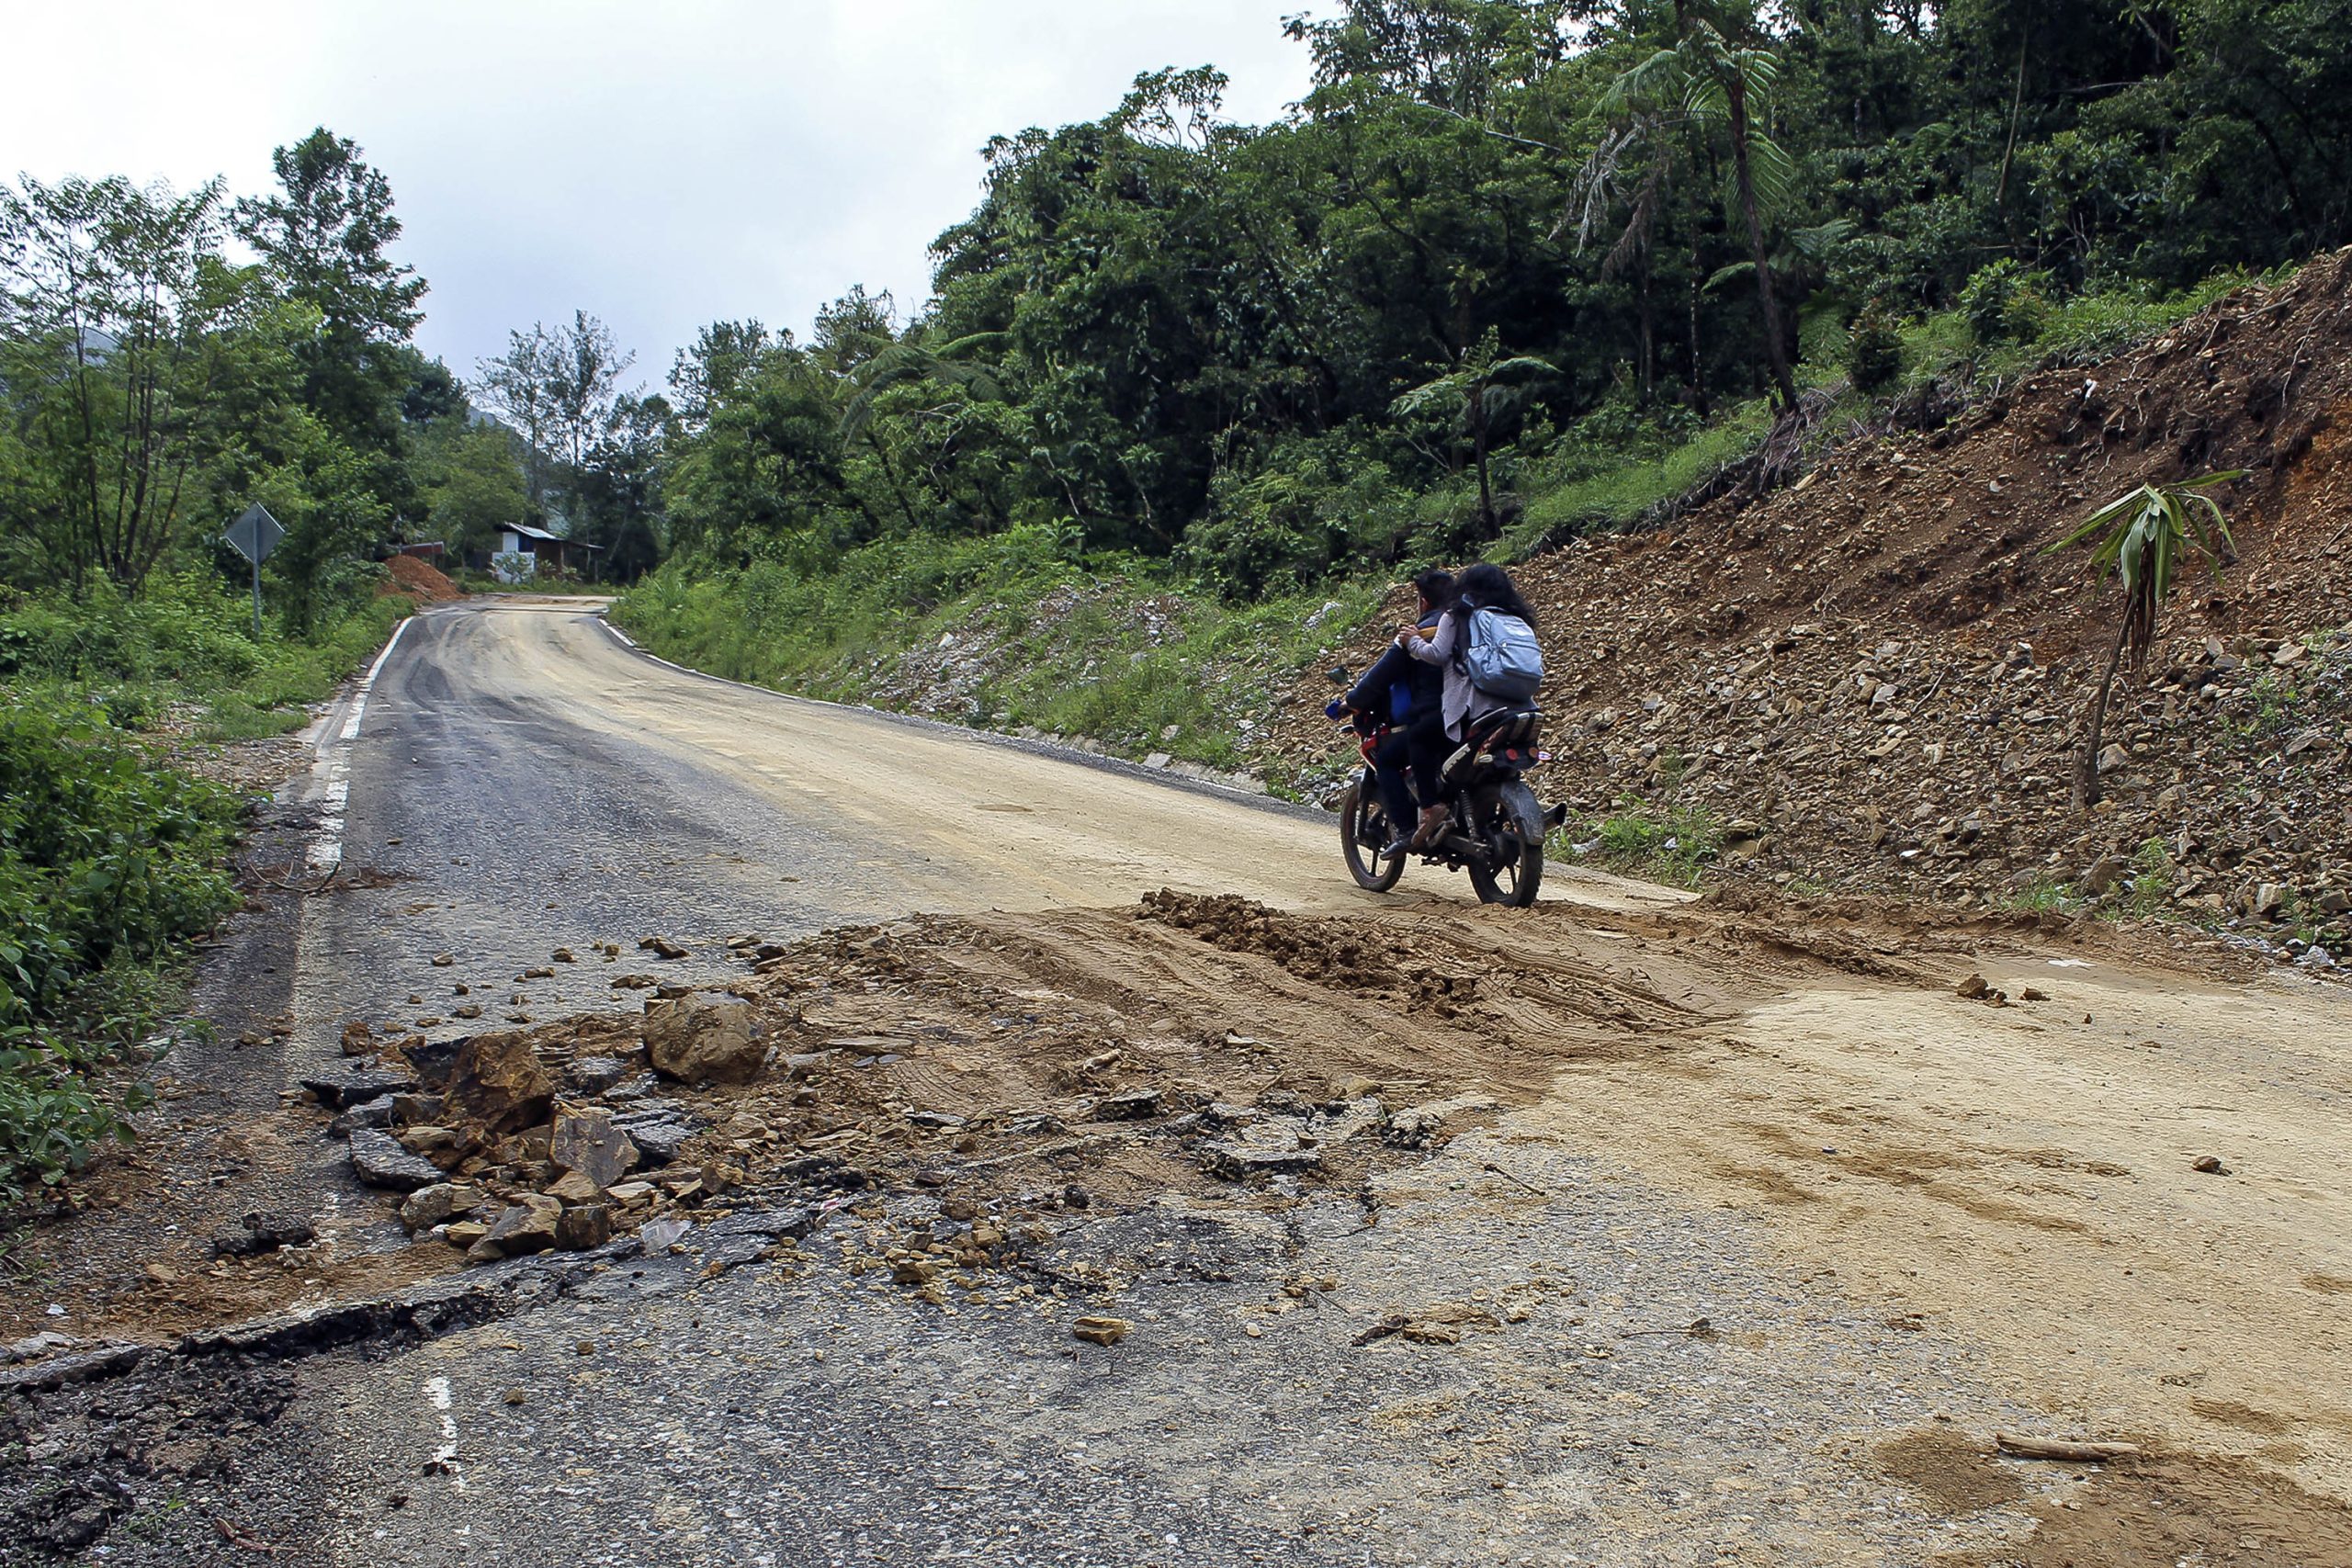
299, 599, 1669, 1043
13, 598, 2350, 1568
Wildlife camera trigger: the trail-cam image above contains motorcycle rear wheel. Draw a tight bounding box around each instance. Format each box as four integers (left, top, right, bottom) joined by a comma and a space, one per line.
1467, 780, 1545, 907
1339, 778, 1406, 893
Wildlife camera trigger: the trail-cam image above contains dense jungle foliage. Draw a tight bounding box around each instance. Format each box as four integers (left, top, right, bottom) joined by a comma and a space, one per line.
641, 0, 2352, 601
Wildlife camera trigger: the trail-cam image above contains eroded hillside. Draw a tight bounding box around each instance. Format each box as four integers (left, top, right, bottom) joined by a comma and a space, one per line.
1274, 253, 2352, 956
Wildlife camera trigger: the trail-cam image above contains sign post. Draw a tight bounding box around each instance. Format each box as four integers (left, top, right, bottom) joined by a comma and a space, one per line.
222, 503, 285, 639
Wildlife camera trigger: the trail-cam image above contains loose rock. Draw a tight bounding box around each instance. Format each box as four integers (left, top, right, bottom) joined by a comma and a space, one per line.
549, 1109, 638, 1190
643, 995, 765, 1084
349, 1129, 445, 1191
442, 1031, 556, 1135
468, 1194, 561, 1261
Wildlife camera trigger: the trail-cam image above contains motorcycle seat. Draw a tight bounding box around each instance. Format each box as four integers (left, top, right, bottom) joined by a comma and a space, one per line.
1466, 707, 1543, 750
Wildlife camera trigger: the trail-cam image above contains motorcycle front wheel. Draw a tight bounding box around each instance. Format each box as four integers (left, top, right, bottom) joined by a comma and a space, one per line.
1467, 779, 1545, 907
1339, 777, 1406, 893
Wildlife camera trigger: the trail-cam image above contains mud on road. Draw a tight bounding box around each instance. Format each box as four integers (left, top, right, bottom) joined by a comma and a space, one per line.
8, 880, 2351, 1566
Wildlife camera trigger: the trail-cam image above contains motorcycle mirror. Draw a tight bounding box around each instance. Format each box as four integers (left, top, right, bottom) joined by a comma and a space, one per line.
1324, 666, 1351, 685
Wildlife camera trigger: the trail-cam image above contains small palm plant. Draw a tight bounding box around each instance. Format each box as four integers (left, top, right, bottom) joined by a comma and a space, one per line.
1390, 331, 1555, 534
2043, 471, 2242, 807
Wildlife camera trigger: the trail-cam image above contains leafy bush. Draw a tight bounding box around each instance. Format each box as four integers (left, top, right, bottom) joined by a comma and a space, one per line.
1179, 436, 1419, 598
0, 695, 239, 1201
1960, 260, 2050, 348
1847, 305, 1905, 392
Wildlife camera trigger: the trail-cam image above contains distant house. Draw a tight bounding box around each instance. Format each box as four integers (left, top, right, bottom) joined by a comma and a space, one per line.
494, 523, 601, 579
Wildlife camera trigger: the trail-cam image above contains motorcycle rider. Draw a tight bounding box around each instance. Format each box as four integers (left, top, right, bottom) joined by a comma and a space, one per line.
1338, 570, 1454, 857
1395, 561, 1541, 850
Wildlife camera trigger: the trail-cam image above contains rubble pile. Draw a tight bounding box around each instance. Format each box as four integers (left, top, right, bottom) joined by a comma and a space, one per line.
1265, 254, 2352, 957
296, 909, 1536, 1285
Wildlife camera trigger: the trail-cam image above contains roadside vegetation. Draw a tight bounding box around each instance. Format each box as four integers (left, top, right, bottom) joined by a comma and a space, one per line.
1561, 796, 1724, 888
0, 694, 241, 1204
1, 131, 455, 1203
614, 526, 1383, 784
609, 1, 2344, 762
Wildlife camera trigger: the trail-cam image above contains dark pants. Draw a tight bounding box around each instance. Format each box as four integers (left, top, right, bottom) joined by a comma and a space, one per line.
1403, 714, 1451, 810
1370, 728, 1417, 834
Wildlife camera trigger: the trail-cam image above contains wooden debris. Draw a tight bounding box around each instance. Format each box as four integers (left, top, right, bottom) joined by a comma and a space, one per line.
1995, 1432, 2142, 1461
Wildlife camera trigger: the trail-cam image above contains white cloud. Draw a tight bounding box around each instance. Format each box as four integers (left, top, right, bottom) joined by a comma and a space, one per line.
3, 1, 1315, 390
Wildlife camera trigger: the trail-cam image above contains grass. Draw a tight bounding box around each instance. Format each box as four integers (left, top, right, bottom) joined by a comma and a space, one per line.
0, 570, 411, 749
1995, 874, 2085, 917
1902, 266, 2288, 390
1563, 795, 1724, 888
1498, 397, 1778, 558
2120, 836, 2179, 919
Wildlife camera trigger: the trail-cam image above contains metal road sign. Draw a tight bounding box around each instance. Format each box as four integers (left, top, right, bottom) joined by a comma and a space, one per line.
224, 502, 285, 565
225, 503, 286, 637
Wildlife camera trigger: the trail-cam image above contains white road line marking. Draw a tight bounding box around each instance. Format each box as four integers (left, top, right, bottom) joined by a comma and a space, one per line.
307, 613, 418, 873
421, 1375, 465, 1491
339, 610, 414, 741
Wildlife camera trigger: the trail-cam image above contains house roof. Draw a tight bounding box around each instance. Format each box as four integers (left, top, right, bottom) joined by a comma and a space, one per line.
503, 523, 602, 549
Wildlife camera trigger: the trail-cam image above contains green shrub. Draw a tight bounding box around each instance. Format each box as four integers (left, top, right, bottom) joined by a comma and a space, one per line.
1179, 437, 1419, 598
1848, 305, 1905, 392
1960, 260, 2051, 347
0, 694, 239, 1201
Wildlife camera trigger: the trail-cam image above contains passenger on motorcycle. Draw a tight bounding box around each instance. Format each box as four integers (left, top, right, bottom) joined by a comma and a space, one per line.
1395, 561, 1542, 849
1337, 570, 1454, 857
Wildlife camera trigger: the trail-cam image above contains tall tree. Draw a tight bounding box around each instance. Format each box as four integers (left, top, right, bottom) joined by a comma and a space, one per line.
0, 175, 281, 593
474, 325, 560, 513
234, 129, 426, 453
1592, 1, 1802, 411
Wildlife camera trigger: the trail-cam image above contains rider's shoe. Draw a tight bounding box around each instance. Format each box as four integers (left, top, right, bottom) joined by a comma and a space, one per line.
1380, 831, 1413, 859
1408, 804, 1448, 851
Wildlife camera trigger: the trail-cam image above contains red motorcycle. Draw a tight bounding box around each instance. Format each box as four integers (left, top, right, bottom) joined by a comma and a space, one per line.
1331, 699, 1561, 907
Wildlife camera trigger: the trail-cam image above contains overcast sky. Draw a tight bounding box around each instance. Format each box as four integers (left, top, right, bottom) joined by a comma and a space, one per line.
5, 1, 1315, 391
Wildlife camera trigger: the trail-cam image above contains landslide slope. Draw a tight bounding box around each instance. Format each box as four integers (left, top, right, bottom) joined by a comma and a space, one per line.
1277, 250, 2352, 950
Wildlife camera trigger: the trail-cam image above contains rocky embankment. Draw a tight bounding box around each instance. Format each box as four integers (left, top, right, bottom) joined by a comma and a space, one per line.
1267, 253, 2352, 962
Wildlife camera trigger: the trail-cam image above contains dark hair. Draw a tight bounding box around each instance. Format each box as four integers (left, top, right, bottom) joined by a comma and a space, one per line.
1452, 561, 1537, 632
1412, 569, 1456, 613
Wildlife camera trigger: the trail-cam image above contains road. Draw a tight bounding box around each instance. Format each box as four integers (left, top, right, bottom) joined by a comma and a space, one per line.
6, 598, 2351, 1568
298, 599, 1671, 1042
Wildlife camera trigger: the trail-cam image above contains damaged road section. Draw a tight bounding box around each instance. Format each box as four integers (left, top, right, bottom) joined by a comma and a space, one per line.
7, 885, 2352, 1565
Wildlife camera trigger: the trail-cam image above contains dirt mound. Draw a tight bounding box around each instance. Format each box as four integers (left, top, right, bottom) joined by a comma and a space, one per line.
1136, 888, 1440, 995
382, 552, 463, 604
1272, 252, 2352, 956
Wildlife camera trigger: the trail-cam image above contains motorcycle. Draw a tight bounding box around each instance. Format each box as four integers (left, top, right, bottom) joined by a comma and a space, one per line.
1328, 688, 1566, 907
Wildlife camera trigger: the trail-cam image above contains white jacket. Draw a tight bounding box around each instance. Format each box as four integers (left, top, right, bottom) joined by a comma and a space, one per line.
1400, 609, 1510, 741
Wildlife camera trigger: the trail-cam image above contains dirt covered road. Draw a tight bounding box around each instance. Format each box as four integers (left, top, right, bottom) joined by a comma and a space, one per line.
6, 600, 2350, 1567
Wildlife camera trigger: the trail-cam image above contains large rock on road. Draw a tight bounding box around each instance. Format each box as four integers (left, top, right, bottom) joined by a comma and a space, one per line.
643, 996, 765, 1085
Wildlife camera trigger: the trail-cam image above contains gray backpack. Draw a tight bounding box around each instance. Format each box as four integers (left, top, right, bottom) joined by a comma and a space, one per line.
1463, 607, 1544, 701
